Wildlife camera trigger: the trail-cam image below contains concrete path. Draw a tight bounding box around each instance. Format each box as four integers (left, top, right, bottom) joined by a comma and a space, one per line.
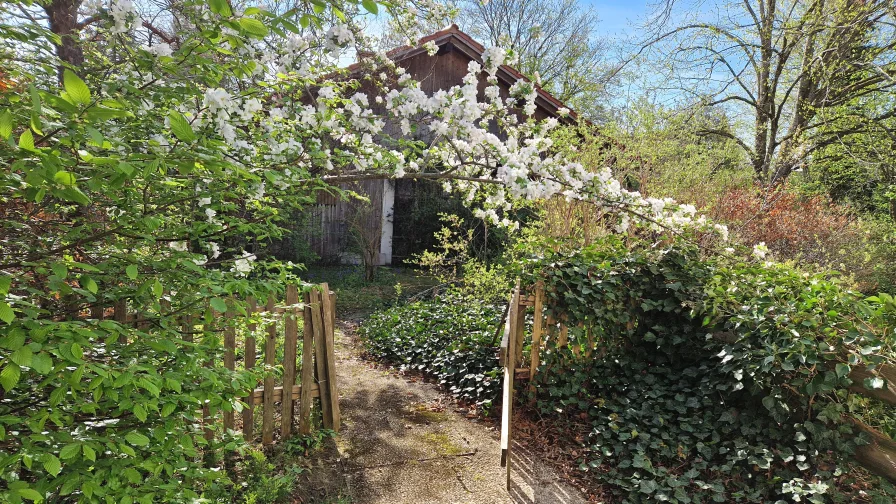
304, 321, 587, 504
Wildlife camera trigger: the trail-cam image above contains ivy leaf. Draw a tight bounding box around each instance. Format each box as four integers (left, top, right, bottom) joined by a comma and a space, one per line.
208, 0, 232, 17
168, 111, 195, 142
835, 363, 850, 378
0, 301, 14, 324
43, 454, 61, 476
361, 0, 378, 15
126, 265, 138, 280
210, 297, 228, 313
239, 17, 269, 37
761, 395, 776, 411
0, 109, 12, 139
63, 69, 91, 105
125, 431, 150, 446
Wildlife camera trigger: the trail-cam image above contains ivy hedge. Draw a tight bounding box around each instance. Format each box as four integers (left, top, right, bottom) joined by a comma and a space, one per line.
362, 237, 896, 502
359, 296, 504, 411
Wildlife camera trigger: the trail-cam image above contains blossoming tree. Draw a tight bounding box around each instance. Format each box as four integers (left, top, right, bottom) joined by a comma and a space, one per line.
0, 0, 726, 501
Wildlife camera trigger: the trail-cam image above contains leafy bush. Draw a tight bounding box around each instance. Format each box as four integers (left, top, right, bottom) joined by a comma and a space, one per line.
359, 296, 503, 410
526, 237, 896, 502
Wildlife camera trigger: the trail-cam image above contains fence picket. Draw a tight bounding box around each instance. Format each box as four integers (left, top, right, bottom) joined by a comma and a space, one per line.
299, 291, 314, 435
223, 302, 236, 432
262, 295, 276, 445
243, 297, 257, 439
281, 285, 299, 438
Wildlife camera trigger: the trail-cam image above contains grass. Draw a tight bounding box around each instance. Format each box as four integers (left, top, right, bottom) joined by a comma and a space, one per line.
301, 265, 437, 316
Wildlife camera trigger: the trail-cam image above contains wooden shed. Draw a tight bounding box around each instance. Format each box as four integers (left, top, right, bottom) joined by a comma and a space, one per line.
308, 25, 577, 265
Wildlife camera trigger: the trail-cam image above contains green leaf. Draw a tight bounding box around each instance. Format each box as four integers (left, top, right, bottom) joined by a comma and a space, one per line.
0, 275, 10, 296
761, 395, 776, 411
17, 488, 44, 502
60, 443, 81, 460
31, 353, 53, 374
54, 171, 77, 186
239, 17, 269, 37
208, 0, 232, 16
125, 431, 150, 446
126, 265, 138, 280
11, 346, 32, 367
82, 444, 96, 462
133, 404, 147, 422
0, 363, 21, 391
63, 69, 91, 105
0, 301, 14, 324
210, 297, 228, 313
152, 279, 163, 299
835, 363, 850, 378
19, 129, 35, 150
168, 111, 195, 142
43, 454, 61, 476
71, 342, 83, 360
361, 0, 378, 15
83, 276, 98, 294
0, 109, 12, 139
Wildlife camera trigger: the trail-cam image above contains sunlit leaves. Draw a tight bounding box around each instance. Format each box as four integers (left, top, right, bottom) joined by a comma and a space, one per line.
125, 432, 149, 446
208, 0, 232, 17
238, 17, 268, 37
361, 0, 378, 15
168, 111, 195, 143
62, 70, 90, 105
0, 109, 12, 139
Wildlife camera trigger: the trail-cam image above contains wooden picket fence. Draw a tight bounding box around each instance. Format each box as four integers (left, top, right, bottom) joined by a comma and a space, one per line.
105, 283, 340, 446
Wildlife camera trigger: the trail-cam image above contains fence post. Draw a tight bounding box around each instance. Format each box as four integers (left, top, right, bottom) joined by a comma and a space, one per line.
320, 283, 340, 431
243, 297, 257, 440
281, 285, 299, 439
529, 281, 544, 389
262, 295, 276, 445
310, 288, 334, 429
501, 281, 520, 490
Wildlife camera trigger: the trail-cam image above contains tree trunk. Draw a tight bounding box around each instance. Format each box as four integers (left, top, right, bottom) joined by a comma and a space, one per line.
44, 0, 84, 80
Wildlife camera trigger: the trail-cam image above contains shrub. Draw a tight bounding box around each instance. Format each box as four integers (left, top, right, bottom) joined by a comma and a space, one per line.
525, 237, 896, 502
359, 296, 504, 410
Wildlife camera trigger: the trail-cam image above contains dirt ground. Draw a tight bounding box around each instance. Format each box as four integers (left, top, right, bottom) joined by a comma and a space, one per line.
297, 320, 588, 504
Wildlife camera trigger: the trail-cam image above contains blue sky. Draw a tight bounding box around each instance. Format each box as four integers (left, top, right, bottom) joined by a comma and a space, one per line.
584, 1, 653, 38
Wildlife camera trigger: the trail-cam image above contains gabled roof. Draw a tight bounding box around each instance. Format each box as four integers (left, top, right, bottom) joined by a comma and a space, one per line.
351, 25, 580, 122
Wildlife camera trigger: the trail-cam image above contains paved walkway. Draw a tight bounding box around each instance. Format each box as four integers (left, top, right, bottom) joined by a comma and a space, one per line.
302, 322, 588, 504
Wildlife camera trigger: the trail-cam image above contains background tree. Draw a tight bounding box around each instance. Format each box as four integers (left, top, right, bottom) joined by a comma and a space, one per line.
458, 0, 612, 118
640, 0, 896, 186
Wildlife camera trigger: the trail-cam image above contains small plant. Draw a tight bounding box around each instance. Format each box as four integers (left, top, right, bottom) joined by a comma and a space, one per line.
284, 429, 337, 457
